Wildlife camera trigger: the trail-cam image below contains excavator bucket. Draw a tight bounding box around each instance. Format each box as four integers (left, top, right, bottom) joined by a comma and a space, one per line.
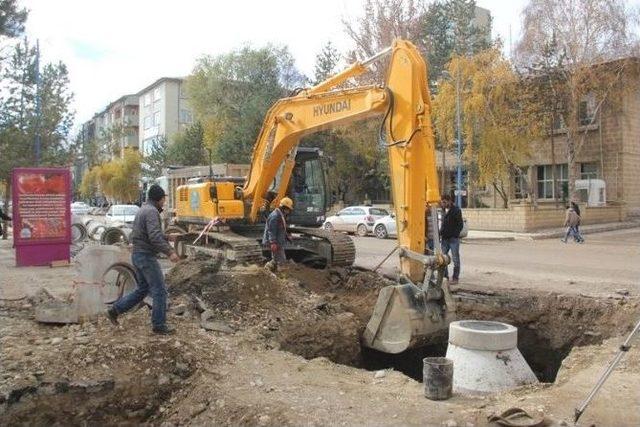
362, 267, 456, 354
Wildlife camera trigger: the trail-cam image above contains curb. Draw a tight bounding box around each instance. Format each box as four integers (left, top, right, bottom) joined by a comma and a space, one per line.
528, 222, 640, 240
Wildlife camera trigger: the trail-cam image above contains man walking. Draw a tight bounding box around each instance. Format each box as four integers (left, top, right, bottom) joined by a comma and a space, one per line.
107, 184, 179, 334
562, 204, 584, 243
263, 197, 293, 271
440, 194, 464, 285
0, 206, 11, 237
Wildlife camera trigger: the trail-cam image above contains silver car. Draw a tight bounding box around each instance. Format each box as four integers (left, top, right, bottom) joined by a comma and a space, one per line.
323, 206, 389, 236
373, 210, 468, 239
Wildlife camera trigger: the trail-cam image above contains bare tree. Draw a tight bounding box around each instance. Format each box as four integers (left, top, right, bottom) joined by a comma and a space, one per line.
343, 0, 427, 83
516, 0, 639, 199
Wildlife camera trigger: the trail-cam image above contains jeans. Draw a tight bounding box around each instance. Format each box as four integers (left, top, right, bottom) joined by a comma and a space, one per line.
441, 237, 460, 280
564, 226, 584, 242
113, 252, 167, 328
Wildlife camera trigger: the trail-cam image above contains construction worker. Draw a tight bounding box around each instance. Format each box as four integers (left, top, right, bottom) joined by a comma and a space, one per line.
263, 197, 293, 271
440, 194, 464, 285
107, 184, 180, 334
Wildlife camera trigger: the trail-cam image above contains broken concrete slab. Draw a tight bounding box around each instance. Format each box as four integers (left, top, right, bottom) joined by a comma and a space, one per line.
200, 310, 234, 333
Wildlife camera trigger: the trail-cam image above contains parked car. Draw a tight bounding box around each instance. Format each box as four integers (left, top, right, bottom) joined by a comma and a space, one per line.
106, 204, 139, 224
373, 209, 468, 239
323, 206, 389, 237
70, 201, 91, 215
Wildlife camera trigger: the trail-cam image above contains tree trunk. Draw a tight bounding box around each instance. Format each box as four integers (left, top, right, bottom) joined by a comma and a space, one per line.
2, 181, 11, 240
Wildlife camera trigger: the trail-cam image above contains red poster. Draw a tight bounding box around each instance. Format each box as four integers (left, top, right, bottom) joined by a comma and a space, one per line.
12, 168, 71, 266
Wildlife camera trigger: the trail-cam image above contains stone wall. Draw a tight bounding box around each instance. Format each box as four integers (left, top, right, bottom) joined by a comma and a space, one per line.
465, 203, 626, 232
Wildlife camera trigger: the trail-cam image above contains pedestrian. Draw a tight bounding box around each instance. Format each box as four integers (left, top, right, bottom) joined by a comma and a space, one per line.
562, 204, 584, 243
263, 197, 294, 271
571, 201, 582, 236
0, 206, 11, 236
107, 184, 180, 334
440, 194, 464, 285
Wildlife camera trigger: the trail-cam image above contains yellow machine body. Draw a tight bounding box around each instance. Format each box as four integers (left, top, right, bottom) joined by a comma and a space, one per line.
175, 181, 244, 224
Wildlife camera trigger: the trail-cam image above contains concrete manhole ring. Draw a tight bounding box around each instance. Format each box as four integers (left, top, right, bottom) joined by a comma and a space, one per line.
448, 320, 518, 351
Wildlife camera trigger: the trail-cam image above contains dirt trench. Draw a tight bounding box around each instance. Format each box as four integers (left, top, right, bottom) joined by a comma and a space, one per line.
2, 258, 639, 426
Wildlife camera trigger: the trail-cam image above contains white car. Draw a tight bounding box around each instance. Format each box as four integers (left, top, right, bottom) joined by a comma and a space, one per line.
323, 206, 389, 237
70, 201, 91, 215
106, 204, 139, 224
373, 210, 468, 239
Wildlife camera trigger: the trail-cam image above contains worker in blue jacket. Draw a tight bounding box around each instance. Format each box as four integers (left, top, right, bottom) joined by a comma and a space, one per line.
262, 197, 293, 271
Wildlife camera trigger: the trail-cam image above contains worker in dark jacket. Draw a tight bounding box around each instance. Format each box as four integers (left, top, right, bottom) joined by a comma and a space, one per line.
0, 206, 11, 236
263, 197, 293, 271
107, 184, 179, 334
440, 194, 464, 285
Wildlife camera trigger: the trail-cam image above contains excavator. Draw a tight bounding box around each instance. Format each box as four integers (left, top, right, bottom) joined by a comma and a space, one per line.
171, 39, 454, 354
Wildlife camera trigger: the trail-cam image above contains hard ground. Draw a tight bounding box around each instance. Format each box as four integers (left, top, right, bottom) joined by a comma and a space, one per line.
0, 229, 639, 426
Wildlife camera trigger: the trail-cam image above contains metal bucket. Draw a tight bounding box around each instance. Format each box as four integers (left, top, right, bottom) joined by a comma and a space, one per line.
423, 357, 453, 400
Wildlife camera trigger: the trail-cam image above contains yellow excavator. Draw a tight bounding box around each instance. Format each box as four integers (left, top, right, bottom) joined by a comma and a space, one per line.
172, 39, 454, 354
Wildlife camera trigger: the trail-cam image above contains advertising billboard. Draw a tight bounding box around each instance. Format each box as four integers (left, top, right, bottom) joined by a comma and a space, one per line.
12, 168, 71, 266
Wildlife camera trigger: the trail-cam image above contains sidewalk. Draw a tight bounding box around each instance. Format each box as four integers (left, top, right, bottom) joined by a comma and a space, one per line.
466, 220, 640, 241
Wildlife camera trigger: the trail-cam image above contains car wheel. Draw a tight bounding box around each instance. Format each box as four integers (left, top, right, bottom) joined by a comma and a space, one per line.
374, 224, 388, 239
356, 224, 368, 237
324, 222, 334, 232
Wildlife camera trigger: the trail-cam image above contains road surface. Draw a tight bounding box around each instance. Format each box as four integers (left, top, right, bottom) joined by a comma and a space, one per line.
353, 228, 640, 296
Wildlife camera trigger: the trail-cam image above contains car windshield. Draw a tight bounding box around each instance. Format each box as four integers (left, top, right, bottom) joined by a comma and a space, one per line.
111, 206, 139, 215
369, 208, 389, 216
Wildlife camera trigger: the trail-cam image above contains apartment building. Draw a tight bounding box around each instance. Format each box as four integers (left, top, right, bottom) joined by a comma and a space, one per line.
138, 77, 194, 156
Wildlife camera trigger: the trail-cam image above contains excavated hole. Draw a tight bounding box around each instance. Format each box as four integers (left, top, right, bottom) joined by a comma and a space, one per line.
346, 289, 637, 385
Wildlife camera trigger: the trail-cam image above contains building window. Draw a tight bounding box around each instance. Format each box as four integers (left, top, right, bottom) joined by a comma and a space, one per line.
179, 109, 193, 124
513, 167, 528, 199
143, 116, 152, 129
153, 87, 161, 102
143, 94, 151, 107
579, 93, 596, 125
153, 111, 161, 127
537, 164, 568, 199
580, 162, 598, 179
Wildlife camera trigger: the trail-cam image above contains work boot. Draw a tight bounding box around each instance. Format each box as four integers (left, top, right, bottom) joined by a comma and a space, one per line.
106, 307, 119, 326
152, 325, 175, 335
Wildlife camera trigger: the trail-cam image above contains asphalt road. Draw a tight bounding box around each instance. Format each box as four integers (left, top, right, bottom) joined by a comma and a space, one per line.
352, 228, 640, 296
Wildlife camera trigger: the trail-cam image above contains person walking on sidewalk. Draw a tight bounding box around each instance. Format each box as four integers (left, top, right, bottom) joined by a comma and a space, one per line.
571, 201, 582, 236
561, 204, 584, 243
440, 194, 464, 285
0, 206, 11, 236
107, 184, 180, 334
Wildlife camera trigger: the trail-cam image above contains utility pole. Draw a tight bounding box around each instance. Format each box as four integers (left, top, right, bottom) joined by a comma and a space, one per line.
455, 69, 463, 208
34, 39, 42, 166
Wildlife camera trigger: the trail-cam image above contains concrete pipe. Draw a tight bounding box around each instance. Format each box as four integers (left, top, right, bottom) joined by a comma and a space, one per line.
101, 227, 131, 246
446, 320, 538, 395
87, 222, 107, 242
71, 223, 88, 243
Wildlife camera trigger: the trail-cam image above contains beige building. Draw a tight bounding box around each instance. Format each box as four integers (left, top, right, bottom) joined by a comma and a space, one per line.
455, 59, 640, 231
138, 77, 194, 156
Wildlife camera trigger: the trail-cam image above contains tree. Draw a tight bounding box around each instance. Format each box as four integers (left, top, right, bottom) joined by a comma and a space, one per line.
313, 41, 341, 84
421, 0, 492, 85
516, 0, 639, 199
343, 0, 427, 83
82, 149, 142, 203
433, 49, 542, 208
0, 0, 27, 38
168, 121, 206, 166
142, 136, 168, 179
0, 38, 74, 237
186, 45, 305, 163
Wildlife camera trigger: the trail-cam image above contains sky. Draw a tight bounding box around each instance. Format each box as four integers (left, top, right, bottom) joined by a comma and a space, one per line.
19, 0, 530, 130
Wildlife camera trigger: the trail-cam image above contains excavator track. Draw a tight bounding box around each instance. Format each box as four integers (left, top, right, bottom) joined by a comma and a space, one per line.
183, 230, 264, 265
295, 227, 356, 267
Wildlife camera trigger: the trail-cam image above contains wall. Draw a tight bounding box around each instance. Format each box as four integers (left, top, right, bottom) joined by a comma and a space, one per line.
465, 203, 626, 232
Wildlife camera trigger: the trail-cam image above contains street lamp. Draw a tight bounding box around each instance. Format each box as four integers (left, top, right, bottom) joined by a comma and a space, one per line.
441, 70, 464, 207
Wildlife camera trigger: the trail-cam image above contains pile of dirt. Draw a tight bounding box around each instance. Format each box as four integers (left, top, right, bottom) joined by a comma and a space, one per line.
165, 260, 392, 366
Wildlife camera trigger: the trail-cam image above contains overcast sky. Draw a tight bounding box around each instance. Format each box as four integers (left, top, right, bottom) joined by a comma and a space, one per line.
18, 0, 541, 129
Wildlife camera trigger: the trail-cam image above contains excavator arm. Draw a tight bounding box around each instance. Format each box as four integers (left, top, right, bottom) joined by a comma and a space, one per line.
243, 39, 454, 353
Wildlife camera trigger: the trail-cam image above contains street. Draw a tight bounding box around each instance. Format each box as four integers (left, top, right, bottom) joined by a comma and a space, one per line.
353, 228, 640, 296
